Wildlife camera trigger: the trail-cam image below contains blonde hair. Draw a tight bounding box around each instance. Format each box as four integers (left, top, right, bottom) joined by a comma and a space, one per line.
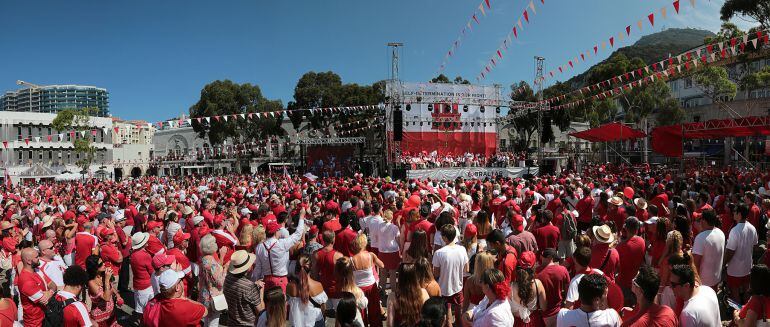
199, 234, 218, 256
471, 252, 496, 284
239, 224, 254, 246
382, 210, 394, 223
253, 225, 266, 245
351, 233, 367, 255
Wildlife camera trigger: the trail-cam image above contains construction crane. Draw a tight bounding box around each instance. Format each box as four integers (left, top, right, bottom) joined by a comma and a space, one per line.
16, 80, 41, 89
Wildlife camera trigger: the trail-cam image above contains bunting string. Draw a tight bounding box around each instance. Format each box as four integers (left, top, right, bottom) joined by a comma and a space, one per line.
438, 0, 493, 74
476, 0, 545, 82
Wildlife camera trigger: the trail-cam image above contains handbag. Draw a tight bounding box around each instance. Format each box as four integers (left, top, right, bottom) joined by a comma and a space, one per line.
212, 292, 228, 311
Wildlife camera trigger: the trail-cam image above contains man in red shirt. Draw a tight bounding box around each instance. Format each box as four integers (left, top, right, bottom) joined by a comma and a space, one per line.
167, 231, 192, 296
621, 265, 677, 327
130, 232, 155, 314
575, 187, 595, 231
57, 265, 96, 327
321, 210, 342, 234
73, 219, 98, 269
401, 205, 434, 254
606, 196, 627, 230
18, 248, 53, 327
155, 269, 207, 326
532, 210, 560, 252
486, 229, 518, 284
536, 248, 570, 327
99, 228, 123, 286
633, 198, 649, 223
589, 224, 620, 282
145, 220, 166, 255
334, 212, 358, 257
616, 217, 647, 306
746, 192, 761, 228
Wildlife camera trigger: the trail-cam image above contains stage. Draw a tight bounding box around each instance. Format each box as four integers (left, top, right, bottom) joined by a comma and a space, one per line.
406, 166, 538, 180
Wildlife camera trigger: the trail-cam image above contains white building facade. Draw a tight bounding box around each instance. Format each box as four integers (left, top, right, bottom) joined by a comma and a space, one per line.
111, 119, 155, 180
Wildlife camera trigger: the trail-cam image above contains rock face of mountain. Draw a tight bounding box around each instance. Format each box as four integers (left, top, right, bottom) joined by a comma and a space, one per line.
565, 28, 716, 87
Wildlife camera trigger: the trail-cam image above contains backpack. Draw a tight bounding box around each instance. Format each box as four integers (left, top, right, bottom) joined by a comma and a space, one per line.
561, 210, 578, 241
142, 297, 162, 327
42, 297, 76, 327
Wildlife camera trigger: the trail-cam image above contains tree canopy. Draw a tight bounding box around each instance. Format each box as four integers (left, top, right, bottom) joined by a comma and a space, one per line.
188, 80, 285, 145
721, 0, 770, 28
430, 74, 470, 84
51, 108, 98, 172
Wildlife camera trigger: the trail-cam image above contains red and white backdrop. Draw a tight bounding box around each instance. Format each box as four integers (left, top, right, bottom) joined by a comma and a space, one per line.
387, 82, 501, 158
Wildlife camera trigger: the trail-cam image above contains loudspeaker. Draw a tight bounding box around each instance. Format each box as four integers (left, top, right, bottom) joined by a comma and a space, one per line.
393, 109, 403, 141
392, 167, 407, 180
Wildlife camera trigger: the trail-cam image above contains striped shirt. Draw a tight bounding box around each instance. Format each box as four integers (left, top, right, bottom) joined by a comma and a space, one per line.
223, 272, 261, 327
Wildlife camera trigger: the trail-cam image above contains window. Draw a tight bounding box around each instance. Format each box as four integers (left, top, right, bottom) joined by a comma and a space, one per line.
16, 127, 21, 140
500, 139, 507, 148
684, 78, 693, 89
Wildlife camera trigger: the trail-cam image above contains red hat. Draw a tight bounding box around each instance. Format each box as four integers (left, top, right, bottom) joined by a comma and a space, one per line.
213, 214, 225, 226
518, 251, 536, 269
99, 228, 116, 239
152, 253, 175, 269
173, 230, 191, 245
198, 226, 212, 237
147, 220, 163, 231
464, 224, 478, 239
266, 222, 280, 234
309, 225, 319, 235
511, 214, 524, 233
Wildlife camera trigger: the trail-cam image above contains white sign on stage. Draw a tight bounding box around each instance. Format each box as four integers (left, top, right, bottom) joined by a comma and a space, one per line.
406, 167, 538, 180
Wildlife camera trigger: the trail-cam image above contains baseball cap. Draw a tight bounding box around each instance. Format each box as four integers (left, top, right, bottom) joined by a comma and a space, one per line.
152, 253, 175, 269
191, 215, 205, 226
173, 231, 191, 245
464, 224, 478, 239
266, 222, 280, 234
158, 269, 185, 290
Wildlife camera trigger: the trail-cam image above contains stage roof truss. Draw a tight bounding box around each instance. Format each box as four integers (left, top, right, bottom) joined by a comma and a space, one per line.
294, 137, 365, 145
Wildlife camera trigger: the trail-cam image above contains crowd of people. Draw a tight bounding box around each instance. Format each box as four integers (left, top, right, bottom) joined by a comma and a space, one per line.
399, 151, 526, 169
0, 163, 768, 326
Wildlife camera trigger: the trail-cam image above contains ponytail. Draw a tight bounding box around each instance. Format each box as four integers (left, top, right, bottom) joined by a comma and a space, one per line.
298, 266, 310, 305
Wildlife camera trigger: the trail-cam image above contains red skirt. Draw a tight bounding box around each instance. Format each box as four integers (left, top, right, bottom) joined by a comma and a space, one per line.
360, 283, 382, 327
379, 251, 401, 270
514, 310, 545, 327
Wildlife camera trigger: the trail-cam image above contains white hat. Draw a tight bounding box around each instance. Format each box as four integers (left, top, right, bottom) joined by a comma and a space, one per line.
192, 215, 205, 226
645, 216, 659, 225
131, 232, 149, 250
77, 205, 88, 213
239, 208, 252, 216
158, 269, 185, 290
182, 206, 194, 216
228, 250, 257, 274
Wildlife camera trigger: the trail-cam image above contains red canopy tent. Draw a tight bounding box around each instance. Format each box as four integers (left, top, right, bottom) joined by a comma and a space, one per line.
569, 122, 646, 142
652, 116, 770, 157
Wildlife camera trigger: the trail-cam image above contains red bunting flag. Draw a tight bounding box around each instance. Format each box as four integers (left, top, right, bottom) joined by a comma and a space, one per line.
730, 37, 737, 47
513, 27, 518, 38
673, 0, 680, 13
214, 116, 220, 122
741, 42, 746, 52
523, 10, 529, 23
706, 44, 713, 53
113, 127, 119, 134
47, 135, 52, 142
558, 66, 563, 73
91, 130, 97, 136
70, 131, 75, 138
568, 61, 573, 68
668, 57, 674, 65
2, 141, 6, 149
609, 37, 614, 47
580, 53, 585, 61
24, 138, 29, 145
648, 13, 655, 26
473, 14, 479, 24
626, 26, 631, 36
549, 71, 554, 77
485, 0, 491, 9
594, 46, 598, 54
497, 50, 503, 59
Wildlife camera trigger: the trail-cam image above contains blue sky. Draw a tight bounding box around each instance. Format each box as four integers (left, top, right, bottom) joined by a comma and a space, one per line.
0, 0, 755, 122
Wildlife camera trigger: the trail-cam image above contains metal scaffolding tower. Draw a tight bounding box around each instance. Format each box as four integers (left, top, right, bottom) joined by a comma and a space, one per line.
534, 56, 545, 165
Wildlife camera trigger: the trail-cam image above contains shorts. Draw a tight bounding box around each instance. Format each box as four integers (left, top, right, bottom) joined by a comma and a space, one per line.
134, 287, 154, 314
378, 251, 401, 270
443, 290, 464, 307
264, 275, 289, 293
727, 274, 751, 290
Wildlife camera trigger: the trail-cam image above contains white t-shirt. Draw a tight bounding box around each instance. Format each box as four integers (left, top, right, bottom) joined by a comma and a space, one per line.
565, 269, 604, 303
432, 243, 468, 296
726, 222, 758, 277
377, 222, 400, 253
556, 308, 620, 327
434, 226, 460, 248
680, 286, 721, 327
692, 228, 725, 287
40, 256, 67, 288
367, 215, 383, 249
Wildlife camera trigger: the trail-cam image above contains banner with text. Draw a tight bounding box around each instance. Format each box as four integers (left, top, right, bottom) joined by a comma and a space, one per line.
406, 166, 538, 180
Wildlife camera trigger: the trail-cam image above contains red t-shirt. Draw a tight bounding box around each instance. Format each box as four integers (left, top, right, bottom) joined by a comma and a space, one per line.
749, 204, 762, 228
495, 245, 518, 284
167, 248, 192, 295
146, 234, 166, 255
616, 236, 647, 288
202, 209, 215, 227
532, 224, 560, 251
576, 196, 594, 223
18, 269, 47, 327
158, 298, 207, 326
74, 232, 98, 268
322, 219, 342, 233
740, 295, 770, 320
606, 207, 628, 231
130, 249, 155, 290
334, 227, 358, 257
100, 242, 122, 273
621, 304, 678, 327
536, 264, 571, 317
56, 291, 91, 327
589, 243, 620, 282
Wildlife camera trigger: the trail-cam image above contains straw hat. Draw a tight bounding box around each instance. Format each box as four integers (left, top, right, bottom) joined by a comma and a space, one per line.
633, 198, 648, 210
608, 196, 623, 206
41, 215, 54, 228
228, 250, 256, 274
131, 232, 149, 250
592, 225, 615, 244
